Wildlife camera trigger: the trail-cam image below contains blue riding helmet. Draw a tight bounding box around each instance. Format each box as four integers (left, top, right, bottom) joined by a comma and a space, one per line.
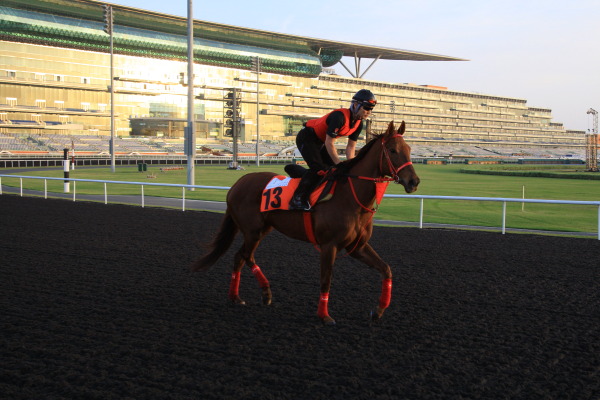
350, 89, 377, 113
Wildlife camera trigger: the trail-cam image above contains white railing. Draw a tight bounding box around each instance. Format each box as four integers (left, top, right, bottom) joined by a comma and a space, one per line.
0, 174, 228, 212
387, 194, 600, 239
2, 174, 600, 239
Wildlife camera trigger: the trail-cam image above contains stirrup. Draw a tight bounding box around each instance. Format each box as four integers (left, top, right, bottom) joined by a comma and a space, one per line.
289, 197, 311, 211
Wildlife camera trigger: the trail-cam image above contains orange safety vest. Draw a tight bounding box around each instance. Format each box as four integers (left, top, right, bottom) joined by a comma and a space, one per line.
305, 108, 361, 142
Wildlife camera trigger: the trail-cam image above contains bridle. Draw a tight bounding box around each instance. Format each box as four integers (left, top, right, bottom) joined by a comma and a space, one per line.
345, 133, 413, 213
380, 133, 413, 183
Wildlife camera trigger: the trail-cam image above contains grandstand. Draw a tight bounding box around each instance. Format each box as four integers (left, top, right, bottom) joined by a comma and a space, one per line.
0, 0, 589, 164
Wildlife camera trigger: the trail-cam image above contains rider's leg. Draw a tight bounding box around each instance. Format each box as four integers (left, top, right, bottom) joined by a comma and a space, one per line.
289, 129, 326, 210
289, 169, 321, 210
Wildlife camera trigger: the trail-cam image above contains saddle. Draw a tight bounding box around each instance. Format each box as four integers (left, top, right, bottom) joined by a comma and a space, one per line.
260, 165, 337, 212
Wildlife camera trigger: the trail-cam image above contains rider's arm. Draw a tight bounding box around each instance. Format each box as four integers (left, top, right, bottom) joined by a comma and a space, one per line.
345, 122, 362, 160
345, 139, 357, 160
324, 135, 342, 165
324, 111, 346, 165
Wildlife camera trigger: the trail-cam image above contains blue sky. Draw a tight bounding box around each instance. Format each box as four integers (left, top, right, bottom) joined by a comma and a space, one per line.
110, 0, 599, 131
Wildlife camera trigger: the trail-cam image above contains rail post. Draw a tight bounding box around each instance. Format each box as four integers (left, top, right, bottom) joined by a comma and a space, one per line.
502, 201, 507, 234
419, 198, 424, 229
63, 148, 70, 193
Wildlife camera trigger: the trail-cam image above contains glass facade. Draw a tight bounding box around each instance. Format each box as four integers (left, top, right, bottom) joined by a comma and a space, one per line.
0, 1, 586, 158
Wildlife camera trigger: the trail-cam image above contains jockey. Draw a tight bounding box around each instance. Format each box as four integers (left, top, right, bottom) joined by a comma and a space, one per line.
289, 89, 377, 211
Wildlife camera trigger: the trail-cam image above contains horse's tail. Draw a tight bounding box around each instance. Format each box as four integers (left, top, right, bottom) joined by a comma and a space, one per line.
190, 210, 238, 272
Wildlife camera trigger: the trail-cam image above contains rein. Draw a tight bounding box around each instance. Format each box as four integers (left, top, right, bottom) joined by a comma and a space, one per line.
380, 133, 413, 182
333, 134, 412, 256
344, 134, 413, 212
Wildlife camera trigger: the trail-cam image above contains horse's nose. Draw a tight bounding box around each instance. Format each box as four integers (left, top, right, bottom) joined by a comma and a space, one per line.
404, 176, 420, 193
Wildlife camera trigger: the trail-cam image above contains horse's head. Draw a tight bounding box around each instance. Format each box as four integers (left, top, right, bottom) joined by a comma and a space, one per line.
380, 121, 420, 193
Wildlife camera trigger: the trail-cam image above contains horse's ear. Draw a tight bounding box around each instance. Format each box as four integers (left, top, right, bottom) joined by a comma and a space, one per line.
386, 120, 395, 135
397, 121, 406, 136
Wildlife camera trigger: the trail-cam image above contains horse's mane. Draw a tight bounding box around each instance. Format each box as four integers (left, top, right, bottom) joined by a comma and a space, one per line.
335, 134, 384, 175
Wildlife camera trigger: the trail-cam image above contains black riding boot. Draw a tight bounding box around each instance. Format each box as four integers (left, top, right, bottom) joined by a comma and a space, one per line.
289, 171, 320, 211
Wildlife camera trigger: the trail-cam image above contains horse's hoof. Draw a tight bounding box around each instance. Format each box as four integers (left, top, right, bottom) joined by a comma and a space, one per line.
261, 288, 272, 305
370, 310, 382, 323
321, 316, 336, 326
229, 296, 246, 305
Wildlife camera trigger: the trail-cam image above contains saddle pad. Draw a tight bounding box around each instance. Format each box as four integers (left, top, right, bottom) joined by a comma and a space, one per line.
260, 175, 331, 212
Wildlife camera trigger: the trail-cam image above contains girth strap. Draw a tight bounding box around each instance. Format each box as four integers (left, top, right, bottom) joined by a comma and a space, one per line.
303, 211, 320, 251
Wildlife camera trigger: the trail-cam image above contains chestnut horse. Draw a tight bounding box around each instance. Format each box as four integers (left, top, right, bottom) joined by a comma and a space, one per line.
191, 121, 419, 324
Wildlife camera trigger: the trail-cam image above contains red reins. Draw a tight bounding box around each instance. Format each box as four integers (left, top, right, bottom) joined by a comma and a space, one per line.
380, 133, 413, 182
304, 133, 413, 256
346, 134, 413, 212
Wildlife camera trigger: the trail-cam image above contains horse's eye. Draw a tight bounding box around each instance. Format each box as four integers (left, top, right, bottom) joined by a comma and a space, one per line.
389, 148, 397, 154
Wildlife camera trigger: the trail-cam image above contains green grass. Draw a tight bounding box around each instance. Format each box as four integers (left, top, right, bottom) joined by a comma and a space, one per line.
2, 163, 600, 233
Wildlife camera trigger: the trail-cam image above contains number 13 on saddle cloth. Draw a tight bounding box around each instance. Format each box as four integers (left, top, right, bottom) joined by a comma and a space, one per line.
260, 175, 336, 212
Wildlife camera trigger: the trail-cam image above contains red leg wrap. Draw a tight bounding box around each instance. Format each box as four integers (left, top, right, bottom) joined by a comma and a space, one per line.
379, 278, 392, 309
251, 265, 270, 288
317, 292, 330, 319
229, 271, 241, 300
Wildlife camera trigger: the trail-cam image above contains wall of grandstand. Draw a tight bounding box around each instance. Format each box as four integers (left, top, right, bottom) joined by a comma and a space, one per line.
0, 4, 587, 159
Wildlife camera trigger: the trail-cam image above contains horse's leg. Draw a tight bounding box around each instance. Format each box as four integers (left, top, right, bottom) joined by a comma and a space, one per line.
348, 242, 392, 321
228, 254, 246, 305
317, 244, 338, 325
231, 227, 273, 305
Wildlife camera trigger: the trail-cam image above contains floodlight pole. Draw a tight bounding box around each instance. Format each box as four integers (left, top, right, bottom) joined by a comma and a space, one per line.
254, 56, 260, 166
186, 0, 196, 188
103, 5, 115, 172
109, 22, 115, 173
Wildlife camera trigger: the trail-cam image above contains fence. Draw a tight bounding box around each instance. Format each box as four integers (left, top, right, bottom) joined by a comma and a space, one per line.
2, 174, 600, 239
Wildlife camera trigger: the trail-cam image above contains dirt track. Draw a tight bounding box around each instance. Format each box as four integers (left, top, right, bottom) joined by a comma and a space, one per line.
1, 194, 599, 399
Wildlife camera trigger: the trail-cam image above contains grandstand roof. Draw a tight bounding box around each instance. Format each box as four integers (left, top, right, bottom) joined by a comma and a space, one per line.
107, 0, 467, 62
5, 0, 466, 78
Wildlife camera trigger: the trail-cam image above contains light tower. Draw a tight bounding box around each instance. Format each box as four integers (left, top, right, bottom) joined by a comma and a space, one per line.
586, 108, 598, 172
102, 4, 115, 172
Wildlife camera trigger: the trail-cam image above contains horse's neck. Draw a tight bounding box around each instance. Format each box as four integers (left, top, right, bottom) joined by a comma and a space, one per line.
348, 141, 381, 179
343, 142, 382, 205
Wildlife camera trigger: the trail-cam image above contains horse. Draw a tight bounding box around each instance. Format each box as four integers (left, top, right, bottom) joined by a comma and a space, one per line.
191, 121, 420, 325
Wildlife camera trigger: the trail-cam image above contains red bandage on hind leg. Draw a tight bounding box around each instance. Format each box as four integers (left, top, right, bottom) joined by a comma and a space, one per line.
251, 265, 270, 288
229, 271, 242, 300
317, 292, 330, 319
379, 278, 392, 309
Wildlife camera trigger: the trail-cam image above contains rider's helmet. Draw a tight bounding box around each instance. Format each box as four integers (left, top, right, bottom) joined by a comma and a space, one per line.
352, 89, 377, 110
